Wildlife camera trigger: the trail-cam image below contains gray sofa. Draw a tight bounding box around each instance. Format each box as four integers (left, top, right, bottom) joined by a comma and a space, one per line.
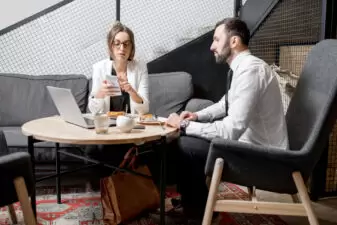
0, 72, 213, 177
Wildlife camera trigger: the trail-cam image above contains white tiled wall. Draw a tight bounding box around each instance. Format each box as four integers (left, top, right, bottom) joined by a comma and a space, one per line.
123, 0, 233, 62
0, 0, 233, 77
0, 0, 63, 30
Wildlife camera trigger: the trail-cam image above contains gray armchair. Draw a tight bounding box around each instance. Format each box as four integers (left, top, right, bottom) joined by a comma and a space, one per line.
202, 39, 337, 225
0, 131, 36, 225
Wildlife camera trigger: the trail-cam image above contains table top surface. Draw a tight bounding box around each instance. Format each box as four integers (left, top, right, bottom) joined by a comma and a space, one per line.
21, 116, 178, 145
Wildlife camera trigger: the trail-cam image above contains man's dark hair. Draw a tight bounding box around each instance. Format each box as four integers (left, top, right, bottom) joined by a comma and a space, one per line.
215, 18, 250, 46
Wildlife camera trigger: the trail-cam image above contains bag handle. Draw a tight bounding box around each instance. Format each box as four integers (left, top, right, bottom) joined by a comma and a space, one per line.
128, 154, 137, 170
113, 146, 138, 173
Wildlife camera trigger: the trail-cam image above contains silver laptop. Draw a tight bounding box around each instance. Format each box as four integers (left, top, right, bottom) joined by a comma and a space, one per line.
47, 86, 115, 128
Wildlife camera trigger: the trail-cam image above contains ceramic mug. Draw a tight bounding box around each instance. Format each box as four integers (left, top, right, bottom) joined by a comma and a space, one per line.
116, 115, 135, 133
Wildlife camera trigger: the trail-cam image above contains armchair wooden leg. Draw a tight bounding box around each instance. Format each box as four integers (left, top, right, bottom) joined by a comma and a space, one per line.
8, 204, 17, 224
14, 177, 37, 225
202, 158, 224, 225
292, 172, 319, 225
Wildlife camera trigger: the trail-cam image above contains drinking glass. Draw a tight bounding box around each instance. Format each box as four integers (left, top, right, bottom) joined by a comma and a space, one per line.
94, 114, 109, 134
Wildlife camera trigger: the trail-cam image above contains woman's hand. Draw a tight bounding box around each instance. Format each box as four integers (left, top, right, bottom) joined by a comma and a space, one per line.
119, 78, 135, 94
117, 77, 144, 104
95, 80, 121, 98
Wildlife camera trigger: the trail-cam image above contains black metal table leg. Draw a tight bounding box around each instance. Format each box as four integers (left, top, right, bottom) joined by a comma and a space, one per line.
28, 136, 37, 218
159, 137, 167, 225
56, 143, 61, 204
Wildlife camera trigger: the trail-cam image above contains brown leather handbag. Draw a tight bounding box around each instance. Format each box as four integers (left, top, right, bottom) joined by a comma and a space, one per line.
100, 146, 160, 225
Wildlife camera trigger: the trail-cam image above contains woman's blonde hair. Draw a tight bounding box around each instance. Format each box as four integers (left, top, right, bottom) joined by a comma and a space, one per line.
107, 21, 135, 60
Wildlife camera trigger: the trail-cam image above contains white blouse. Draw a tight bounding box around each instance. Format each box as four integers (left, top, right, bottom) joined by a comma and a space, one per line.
88, 59, 149, 115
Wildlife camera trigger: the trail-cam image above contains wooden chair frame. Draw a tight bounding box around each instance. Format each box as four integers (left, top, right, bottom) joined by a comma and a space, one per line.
202, 158, 319, 225
6, 177, 36, 225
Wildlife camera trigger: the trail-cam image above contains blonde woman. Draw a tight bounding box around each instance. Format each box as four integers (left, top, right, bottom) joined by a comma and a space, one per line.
89, 22, 149, 115
87, 22, 153, 179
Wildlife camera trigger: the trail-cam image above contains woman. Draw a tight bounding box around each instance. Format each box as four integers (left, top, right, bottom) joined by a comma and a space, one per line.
89, 22, 149, 115
87, 22, 153, 178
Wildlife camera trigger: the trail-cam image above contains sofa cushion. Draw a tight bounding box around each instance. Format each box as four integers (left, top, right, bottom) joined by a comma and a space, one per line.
0, 74, 89, 126
1, 127, 85, 162
2, 127, 54, 147
2, 127, 77, 148
185, 98, 214, 112
149, 72, 193, 117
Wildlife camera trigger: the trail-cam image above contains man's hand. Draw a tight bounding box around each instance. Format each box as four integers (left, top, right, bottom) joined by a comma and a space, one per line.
166, 113, 183, 129
179, 111, 198, 121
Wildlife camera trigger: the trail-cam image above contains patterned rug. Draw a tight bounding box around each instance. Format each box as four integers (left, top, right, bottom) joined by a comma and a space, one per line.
0, 183, 287, 225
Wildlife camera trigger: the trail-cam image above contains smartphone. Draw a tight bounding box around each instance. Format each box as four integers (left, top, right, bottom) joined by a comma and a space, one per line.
105, 74, 122, 95
133, 125, 145, 129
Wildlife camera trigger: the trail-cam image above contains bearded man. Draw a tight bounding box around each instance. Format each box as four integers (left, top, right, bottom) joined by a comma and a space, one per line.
165, 17, 289, 223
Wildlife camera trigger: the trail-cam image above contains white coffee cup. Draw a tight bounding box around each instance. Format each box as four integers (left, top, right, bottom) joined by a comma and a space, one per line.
116, 115, 135, 133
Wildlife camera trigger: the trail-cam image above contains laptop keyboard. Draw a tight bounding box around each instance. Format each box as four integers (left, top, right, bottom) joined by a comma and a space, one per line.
84, 117, 95, 126
84, 117, 116, 126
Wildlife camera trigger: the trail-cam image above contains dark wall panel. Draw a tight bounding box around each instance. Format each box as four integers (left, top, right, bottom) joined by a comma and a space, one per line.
249, 0, 322, 65
148, 32, 228, 102
240, 0, 279, 37
148, 0, 322, 102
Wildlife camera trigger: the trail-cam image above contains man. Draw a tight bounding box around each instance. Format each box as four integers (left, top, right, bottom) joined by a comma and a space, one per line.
166, 17, 288, 222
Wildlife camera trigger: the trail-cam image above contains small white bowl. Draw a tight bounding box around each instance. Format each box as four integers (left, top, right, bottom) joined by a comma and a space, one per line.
116, 115, 135, 133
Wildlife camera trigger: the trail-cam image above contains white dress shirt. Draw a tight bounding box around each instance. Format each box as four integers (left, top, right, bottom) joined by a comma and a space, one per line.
186, 50, 289, 149
88, 59, 149, 115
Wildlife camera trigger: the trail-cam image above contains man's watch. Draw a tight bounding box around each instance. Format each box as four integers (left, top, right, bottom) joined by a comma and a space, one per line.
180, 119, 190, 135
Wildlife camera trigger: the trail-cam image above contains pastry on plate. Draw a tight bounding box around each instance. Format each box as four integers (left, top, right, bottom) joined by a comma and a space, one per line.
107, 111, 125, 118
139, 114, 156, 121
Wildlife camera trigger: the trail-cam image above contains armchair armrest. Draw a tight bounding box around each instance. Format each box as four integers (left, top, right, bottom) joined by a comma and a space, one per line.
0, 152, 35, 206
184, 98, 214, 112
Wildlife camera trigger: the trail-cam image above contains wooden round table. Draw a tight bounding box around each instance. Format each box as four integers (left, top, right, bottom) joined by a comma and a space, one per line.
22, 116, 178, 225
22, 116, 178, 145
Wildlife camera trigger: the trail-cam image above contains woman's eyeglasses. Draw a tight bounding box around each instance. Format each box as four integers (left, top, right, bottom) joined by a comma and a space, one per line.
112, 41, 131, 49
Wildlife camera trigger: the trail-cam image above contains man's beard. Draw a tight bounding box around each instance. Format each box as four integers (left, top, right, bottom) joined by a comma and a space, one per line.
215, 42, 231, 64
